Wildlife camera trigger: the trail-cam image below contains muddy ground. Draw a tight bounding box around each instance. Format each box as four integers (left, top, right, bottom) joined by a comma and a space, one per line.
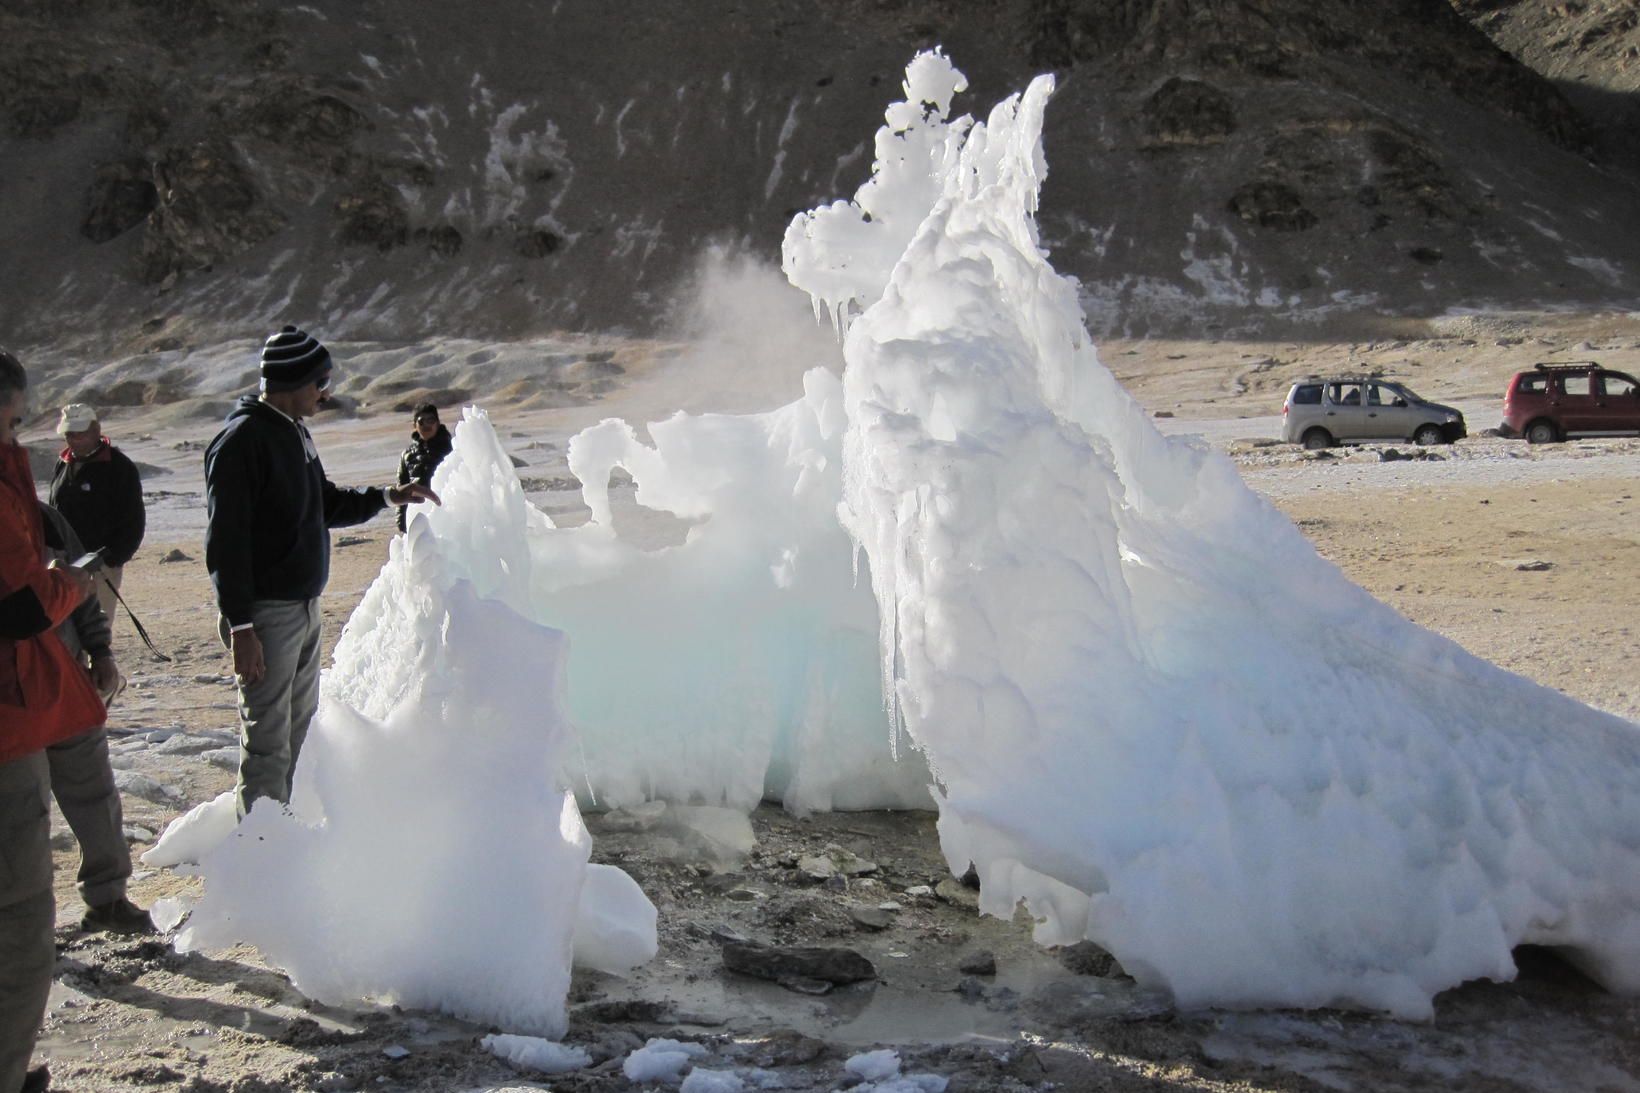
26, 311, 1640, 1092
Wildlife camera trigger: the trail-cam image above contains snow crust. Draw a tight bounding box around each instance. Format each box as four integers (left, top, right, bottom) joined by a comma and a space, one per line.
174, 411, 655, 1037
779, 50, 1640, 1017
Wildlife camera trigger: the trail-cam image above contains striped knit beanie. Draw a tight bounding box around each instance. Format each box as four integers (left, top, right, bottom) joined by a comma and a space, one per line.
259, 325, 331, 392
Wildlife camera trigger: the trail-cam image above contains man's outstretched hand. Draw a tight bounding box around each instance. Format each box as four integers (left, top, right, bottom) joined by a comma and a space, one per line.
387, 483, 441, 508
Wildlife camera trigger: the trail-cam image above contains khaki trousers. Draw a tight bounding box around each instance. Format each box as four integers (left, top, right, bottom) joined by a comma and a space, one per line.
0, 751, 55, 1092
94, 564, 123, 629
47, 726, 130, 906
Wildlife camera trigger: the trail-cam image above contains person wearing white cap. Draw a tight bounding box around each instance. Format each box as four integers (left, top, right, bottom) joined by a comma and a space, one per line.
47, 403, 145, 624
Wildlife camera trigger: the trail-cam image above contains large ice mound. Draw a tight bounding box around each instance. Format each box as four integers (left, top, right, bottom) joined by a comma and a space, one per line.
176, 411, 655, 1035
781, 49, 1640, 1017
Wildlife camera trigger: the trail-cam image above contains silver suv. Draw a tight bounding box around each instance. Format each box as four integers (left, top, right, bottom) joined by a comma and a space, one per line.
1281, 376, 1466, 450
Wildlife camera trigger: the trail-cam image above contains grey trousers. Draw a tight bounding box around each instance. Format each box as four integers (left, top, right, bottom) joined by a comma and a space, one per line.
47, 726, 131, 906
221, 598, 322, 818
0, 752, 55, 1093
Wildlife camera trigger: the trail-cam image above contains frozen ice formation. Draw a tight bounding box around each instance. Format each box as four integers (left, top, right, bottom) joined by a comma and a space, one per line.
779, 49, 1640, 1017
411, 380, 933, 814
175, 415, 655, 1036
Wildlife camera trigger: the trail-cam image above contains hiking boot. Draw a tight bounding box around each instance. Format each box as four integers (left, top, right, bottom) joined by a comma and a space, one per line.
20, 1065, 49, 1093
81, 897, 156, 935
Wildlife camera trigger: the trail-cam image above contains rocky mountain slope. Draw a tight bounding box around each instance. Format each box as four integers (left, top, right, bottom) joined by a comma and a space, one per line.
1, 0, 1637, 360
1456, 0, 1640, 168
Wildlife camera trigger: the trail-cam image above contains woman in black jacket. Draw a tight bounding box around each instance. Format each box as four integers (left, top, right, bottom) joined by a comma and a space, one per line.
396, 403, 453, 531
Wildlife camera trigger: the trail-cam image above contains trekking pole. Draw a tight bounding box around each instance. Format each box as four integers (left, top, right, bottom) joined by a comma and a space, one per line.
100, 574, 173, 663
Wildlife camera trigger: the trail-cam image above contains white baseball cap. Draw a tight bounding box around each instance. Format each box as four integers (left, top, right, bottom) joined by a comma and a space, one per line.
56, 403, 98, 435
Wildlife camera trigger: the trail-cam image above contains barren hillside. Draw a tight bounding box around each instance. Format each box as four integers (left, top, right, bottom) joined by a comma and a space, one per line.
1, 0, 1637, 372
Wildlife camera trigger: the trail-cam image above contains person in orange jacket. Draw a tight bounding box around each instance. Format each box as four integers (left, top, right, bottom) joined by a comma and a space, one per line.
0, 349, 104, 1093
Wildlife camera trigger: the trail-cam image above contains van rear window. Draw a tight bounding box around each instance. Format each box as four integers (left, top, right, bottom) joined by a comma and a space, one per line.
1290, 384, 1322, 405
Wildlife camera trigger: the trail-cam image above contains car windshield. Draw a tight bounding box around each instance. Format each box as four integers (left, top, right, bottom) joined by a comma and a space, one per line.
1391, 384, 1423, 403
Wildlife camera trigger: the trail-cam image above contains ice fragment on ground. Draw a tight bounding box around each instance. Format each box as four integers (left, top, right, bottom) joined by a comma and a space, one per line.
141, 790, 236, 868
573, 864, 658, 975
149, 895, 192, 933
481, 1033, 591, 1074
678, 1068, 745, 1093
845, 1050, 901, 1082
623, 1038, 707, 1083
662, 805, 755, 864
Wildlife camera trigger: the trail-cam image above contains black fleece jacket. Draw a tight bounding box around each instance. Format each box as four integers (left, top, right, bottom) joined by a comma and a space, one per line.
204, 396, 387, 627
48, 441, 146, 566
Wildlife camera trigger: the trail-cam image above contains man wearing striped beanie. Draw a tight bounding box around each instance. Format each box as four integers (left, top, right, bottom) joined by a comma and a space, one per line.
203, 326, 440, 817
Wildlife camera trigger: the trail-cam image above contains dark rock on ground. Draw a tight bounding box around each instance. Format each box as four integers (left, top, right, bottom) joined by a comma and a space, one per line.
776, 974, 835, 995
1057, 939, 1125, 978
850, 906, 894, 931
958, 950, 997, 976
934, 878, 980, 909
572, 999, 671, 1024
720, 940, 877, 985
741, 1029, 829, 1067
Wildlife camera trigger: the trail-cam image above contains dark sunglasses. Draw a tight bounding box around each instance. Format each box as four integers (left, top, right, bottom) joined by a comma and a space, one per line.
415, 415, 438, 426
314, 372, 332, 392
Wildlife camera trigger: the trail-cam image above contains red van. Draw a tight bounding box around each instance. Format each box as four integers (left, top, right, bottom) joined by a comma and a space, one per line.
1501, 362, 1640, 443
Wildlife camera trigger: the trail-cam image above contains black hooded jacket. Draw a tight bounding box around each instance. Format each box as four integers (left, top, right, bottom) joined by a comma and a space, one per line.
395, 423, 452, 531
204, 396, 387, 626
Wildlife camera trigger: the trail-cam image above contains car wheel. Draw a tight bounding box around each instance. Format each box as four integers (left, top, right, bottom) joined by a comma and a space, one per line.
1412, 424, 1443, 446
1525, 420, 1559, 444
1301, 428, 1333, 450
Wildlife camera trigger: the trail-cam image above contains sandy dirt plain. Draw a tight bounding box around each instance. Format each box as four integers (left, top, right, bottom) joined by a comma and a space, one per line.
24, 309, 1640, 1092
